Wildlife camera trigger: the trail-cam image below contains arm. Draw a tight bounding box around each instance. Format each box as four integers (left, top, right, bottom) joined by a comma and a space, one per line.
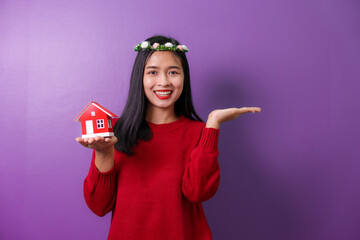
76, 136, 118, 216
182, 127, 220, 203
182, 107, 261, 203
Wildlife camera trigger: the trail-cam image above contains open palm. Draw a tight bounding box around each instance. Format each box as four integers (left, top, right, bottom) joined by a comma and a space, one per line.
206, 107, 261, 129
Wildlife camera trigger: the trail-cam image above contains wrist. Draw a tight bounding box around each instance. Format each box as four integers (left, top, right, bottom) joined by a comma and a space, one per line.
95, 146, 113, 157
206, 117, 220, 129
95, 147, 114, 172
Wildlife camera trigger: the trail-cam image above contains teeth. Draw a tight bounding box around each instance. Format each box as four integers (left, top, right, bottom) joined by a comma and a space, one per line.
155, 91, 172, 96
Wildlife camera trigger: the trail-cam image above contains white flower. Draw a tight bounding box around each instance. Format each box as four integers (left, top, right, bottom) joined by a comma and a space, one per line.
164, 42, 173, 48
182, 45, 188, 51
141, 41, 150, 48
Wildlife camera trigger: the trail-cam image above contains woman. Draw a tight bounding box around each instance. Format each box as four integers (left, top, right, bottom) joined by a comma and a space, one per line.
76, 35, 261, 240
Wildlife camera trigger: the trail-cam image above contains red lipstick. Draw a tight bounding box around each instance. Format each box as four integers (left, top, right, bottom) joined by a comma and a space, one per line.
154, 90, 173, 100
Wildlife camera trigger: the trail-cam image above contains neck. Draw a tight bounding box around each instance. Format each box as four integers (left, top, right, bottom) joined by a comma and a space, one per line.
146, 106, 179, 124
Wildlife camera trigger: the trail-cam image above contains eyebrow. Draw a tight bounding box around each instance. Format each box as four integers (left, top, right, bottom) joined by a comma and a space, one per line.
145, 66, 181, 70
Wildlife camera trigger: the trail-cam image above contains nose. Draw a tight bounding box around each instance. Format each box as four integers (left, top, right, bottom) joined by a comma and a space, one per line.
157, 73, 170, 86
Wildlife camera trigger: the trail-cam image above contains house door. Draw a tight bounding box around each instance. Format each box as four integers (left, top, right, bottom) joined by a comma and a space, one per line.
85, 120, 94, 134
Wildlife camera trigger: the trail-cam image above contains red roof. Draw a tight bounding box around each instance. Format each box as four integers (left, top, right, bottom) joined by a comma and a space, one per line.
74, 101, 118, 122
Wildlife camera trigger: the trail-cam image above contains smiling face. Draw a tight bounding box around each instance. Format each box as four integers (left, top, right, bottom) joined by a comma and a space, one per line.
143, 51, 184, 117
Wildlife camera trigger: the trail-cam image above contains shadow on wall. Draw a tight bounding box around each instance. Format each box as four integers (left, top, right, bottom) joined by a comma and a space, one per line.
202, 70, 300, 240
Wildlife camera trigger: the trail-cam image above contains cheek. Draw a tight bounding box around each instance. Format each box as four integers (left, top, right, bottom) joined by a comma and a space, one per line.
173, 78, 184, 90
143, 78, 156, 95
143, 79, 153, 100
143, 78, 152, 88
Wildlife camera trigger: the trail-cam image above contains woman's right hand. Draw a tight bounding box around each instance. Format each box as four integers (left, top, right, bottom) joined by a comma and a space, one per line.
76, 136, 118, 172
75, 136, 118, 152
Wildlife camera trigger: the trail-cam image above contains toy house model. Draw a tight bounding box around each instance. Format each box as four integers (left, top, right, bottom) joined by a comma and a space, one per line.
75, 101, 118, 138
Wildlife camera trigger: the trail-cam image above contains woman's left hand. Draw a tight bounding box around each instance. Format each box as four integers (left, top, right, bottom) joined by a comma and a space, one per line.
206, 107, 261, 129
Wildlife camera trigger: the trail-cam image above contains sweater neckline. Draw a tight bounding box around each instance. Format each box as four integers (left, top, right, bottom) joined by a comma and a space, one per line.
146, 115, 190, 133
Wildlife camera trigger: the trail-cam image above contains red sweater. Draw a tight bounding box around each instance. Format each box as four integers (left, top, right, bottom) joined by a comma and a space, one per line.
84, 116, 220, 240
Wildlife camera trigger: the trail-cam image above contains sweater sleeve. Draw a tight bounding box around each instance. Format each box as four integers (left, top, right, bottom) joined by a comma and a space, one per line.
83, 151, 117, 217
182, 127, 220, 203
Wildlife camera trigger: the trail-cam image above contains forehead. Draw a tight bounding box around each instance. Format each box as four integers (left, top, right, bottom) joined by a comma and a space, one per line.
145, 51, 182, 67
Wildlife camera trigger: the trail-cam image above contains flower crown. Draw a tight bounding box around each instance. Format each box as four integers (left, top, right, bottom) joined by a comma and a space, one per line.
134, 41, 189, 52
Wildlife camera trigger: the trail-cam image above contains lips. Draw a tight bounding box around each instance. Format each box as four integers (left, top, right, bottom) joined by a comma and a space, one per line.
154, 90, 173, 99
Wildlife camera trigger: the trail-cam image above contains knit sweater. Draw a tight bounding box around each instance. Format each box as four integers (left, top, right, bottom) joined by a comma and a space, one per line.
84, 115, 220, 240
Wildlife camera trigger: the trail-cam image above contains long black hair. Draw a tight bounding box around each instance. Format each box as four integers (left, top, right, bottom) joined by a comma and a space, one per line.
114, 35, 202, 155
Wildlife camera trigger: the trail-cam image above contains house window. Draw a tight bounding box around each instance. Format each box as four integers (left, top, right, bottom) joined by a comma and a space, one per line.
91, 111, 95, 116
96, 119, 104, 129
108, 119, 112, 128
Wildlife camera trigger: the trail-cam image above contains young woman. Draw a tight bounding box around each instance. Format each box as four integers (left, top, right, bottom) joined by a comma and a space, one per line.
76, 35, 261, 240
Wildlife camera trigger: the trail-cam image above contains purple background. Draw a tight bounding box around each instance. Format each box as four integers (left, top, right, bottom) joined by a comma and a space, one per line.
1, 0, 359, 239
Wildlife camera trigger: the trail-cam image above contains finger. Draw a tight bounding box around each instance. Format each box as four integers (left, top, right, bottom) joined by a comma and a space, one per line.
104, 137, 114, 144
250, 107, 261, 113
94, 136, 105, 142
76, 139, 92, 148
76, 137, 88, 147
239, 107, 261, 113
110, 136, 118, 144
245, 107, 261, 113
88, 138, 96, 144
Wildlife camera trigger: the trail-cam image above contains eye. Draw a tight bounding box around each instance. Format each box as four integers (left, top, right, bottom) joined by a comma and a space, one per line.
148, 71, 157, 75
169, 71, 179, 75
